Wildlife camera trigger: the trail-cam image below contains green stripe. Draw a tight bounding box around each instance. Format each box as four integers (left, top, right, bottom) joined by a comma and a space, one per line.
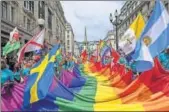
54, 65, 97, 111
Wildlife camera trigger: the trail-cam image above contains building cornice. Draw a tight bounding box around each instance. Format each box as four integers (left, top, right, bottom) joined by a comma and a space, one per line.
1, 18, 33, 37
118, 1, 149, 29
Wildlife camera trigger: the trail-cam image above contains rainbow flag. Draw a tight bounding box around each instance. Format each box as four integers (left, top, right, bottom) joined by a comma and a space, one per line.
21, 53, 169, 111
99, 40, 111, 65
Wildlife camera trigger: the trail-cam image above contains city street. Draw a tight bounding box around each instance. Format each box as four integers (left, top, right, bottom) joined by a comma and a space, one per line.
1, 1, 169, 111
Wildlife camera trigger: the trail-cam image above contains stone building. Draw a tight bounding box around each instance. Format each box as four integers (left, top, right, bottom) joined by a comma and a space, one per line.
1, 1, 36, 48
74, 41, 80, 57
65, 22, 74, 53
1, 1, 67, 50
108, 1, 169, 49
117, 1, 169, 40
104, 30, 116, 50
33, 1, 67, 46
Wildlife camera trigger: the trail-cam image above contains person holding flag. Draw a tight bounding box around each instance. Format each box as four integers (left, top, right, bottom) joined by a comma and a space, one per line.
17, 28, 45, 63
3, 27, 21, 57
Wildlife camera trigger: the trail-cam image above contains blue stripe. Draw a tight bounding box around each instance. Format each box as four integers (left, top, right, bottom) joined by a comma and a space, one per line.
48, 44, 60, 60
24, 72, 38, 107
149, 24, 169, 57
37, 63, 55, 101
140, 0, 165, 40
133, 0, 167, 59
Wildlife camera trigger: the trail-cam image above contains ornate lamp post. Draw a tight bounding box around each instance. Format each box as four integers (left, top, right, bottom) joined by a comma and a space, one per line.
109, 9, 123, 51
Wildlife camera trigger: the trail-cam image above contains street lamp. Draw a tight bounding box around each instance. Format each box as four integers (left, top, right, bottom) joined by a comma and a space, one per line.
38, 14, 45, 30
109, 9, 122, 51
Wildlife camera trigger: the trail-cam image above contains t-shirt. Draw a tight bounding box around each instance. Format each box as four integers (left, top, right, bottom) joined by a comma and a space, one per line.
22, 68, 30, 77
1, 68, 14, 85
14, 71, 21, 80
158, 52, 169, 70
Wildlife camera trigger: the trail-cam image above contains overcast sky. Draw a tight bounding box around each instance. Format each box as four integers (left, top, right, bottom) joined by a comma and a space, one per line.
61, 1, 125, 42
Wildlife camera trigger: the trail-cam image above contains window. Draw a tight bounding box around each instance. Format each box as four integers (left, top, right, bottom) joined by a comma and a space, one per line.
11, 7, 15, 22
165, 3, 168, 11
25, 40, 28, 44
67, 34, 69, 39
27, 19, 31, 30
147, 2, 150, 10
38, 1, 45, 19
137, 1, 141, 6
24, 1, 34, 13
2, 1, 7, 19
133, 3, 136, 9
130, 7, 133, 13
29, 1, 34, 13
23, 16, 26, 27
67, 40, 70, 45
48, 9, 52, 29
32, 20, 35, 30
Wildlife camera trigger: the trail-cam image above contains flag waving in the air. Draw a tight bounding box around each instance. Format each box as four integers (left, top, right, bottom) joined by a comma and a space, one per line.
3, 27, 20, 56
17, 29, 45, 63
119, 13, 145, 56
132, 0, 169, 72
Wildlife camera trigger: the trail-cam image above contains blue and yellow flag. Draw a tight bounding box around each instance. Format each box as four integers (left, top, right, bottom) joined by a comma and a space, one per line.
23, 44, 60, 107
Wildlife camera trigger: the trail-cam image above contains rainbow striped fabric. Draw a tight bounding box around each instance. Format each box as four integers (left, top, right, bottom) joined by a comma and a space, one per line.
22, 44, 169, 111
99, 40, 111, 65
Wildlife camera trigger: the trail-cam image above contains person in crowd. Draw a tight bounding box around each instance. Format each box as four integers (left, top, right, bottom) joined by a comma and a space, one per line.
1, 59, 14, 87
54, 57, 60, 78
20, 59, 31, 78
32, 55, 41, 64
67, 56, 75, 72
13, 62, 21, 83
118, 56, 139, 79
158, 48, 169, 70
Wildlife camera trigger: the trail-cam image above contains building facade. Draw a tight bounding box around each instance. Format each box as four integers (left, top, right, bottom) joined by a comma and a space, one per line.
65, 22, 74, 53
1, 1, 67, 50
108, 1, 169, 50
1, 1, 36, 49
104, 30, 116, 50
117, 1, 169, 40
33, 1, 67, 46
74, 41, 80, 57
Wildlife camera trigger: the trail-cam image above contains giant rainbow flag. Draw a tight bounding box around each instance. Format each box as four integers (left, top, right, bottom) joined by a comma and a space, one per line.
1, 43, 169, 111
1, 0, 169, 111
23, 52, 169, 111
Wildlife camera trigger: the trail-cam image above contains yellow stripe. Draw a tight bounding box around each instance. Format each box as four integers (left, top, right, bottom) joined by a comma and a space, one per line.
130, 12, 145, 39
94, 103, 144, 111
30, 52, 57, 103
84, 63, 145, 111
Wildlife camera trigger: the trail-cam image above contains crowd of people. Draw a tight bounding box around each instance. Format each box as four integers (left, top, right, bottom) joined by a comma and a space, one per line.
1, 41, 169, 94
1, 49, 75, 92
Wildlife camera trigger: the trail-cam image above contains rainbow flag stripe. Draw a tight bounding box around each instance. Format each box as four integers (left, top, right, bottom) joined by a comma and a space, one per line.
22, 52, 169, 111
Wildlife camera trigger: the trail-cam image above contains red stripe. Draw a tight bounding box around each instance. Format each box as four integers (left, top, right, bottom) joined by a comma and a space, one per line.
29, 41, 43, 48
18, 29, 45, 63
